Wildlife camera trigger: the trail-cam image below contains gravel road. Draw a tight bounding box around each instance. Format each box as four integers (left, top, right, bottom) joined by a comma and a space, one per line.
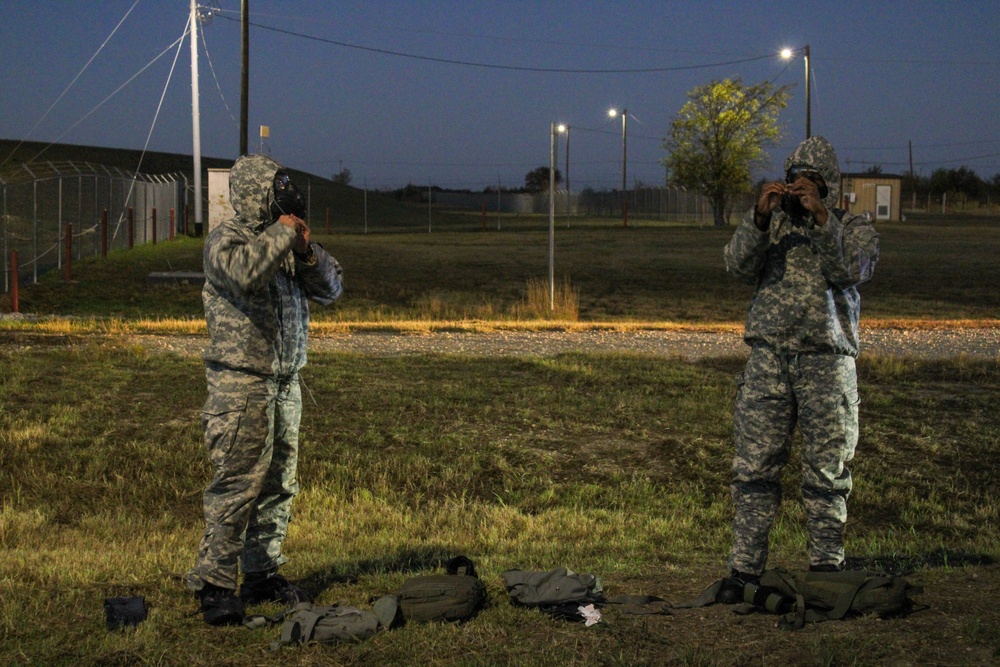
100, 327, 1000, 360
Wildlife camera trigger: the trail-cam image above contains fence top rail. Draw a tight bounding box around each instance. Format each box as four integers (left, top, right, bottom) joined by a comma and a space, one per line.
0, 160, 182, 186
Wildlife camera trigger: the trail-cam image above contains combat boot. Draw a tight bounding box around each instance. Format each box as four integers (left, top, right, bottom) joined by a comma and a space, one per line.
196, 583, 244, 626
239, 569, 311, 606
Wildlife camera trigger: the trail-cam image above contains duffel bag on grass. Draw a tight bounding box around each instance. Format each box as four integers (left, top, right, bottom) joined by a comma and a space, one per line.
681, 567, 924, 630
397, 555, 487, 623
753, 567, 924, 630
503, 567, 606, 621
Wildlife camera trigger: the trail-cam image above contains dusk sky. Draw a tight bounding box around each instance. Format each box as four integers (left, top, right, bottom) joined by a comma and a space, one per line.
2, 1, 998, 191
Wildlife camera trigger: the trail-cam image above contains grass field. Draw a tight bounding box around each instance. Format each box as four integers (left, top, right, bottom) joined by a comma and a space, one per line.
4, 212, 1000, 325
1, 343, 998, 665
2, 203, 999, 664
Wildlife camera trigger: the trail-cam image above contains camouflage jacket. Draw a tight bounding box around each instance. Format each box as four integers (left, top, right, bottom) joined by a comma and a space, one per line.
724, 137, 879, 356
202, 154, 343, 376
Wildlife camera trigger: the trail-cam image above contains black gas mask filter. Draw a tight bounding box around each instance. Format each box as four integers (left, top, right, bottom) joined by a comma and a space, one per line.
269, 171, 307, 222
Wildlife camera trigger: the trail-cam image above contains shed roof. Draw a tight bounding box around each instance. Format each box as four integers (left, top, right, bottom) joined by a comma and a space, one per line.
841, 172, 904, 179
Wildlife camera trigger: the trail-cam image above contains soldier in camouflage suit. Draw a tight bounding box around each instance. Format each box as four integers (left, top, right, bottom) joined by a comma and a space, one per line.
718, 136, 879, 599
185, 154, 344, 625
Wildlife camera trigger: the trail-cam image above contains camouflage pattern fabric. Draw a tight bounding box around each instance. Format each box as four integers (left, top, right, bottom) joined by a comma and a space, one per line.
724, 136, 879, 356
202, 154, 343, 377
784, 135, 843, 210
187, 368, 303, 590
722, 137, 878, 575
728, 347, 859, 575
186, 154, 343, 593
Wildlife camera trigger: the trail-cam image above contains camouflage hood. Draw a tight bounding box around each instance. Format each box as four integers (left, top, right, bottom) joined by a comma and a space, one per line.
228, 154, 284, 233
783, 136, 840, 209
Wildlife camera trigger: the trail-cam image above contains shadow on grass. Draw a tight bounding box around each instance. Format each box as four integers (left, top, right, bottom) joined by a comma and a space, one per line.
846, 547, 996, 575
297, 545, 462, 599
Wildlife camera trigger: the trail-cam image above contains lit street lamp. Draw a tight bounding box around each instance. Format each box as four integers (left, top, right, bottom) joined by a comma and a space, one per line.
608, 108, 628, 226
549, 122, 567, 310
781, 45, 811, 139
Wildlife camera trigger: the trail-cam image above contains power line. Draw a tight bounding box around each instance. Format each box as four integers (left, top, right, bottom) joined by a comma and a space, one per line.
212, 7, 784, 60
822, 54, 1000, 68
847, 152, 1000, 168
213, 13, 775, 74
112, 14, 192, 242
200, 17, 239, 128
21, 33, 188, 167
828, 139, 1000, 152
0, 0, 141, 170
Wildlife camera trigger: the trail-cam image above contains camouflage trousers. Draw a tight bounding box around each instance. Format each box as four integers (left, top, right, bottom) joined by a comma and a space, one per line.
728, 345, 860, 575
186, 366, 303, 592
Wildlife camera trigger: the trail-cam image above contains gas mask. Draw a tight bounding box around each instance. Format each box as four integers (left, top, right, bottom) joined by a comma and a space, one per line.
269, 171, 306, 222
780, 165, 828, 220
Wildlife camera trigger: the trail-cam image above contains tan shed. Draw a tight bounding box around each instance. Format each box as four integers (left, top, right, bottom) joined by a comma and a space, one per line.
839, 173, 903, 222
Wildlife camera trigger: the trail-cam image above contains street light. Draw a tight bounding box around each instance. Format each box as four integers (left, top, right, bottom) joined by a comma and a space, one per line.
782, 45, 811, 139
609, 108, 628, 226
550, 122, 567, 310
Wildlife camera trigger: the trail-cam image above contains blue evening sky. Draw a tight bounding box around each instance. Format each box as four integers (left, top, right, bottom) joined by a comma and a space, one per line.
1, 0, 998, 190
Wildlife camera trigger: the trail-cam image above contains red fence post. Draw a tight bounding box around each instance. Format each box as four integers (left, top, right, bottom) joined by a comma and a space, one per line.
101, 209, 108, 257
152, 207, 157, 245
64, 223, 72, 282
9, 250, 18, 313
128, 207, 134, 249
169, 208, 175, 241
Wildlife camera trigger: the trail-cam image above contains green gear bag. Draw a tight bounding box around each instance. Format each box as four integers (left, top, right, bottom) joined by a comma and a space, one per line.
502, 567, 606, 621
397, 556, 487, 623
754, 567, 924, 630
250, 597, 399, 648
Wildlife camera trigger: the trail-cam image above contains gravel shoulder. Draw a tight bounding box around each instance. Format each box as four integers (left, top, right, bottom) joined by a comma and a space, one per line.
10, 327, 993, 360
306, 328, 1000, 360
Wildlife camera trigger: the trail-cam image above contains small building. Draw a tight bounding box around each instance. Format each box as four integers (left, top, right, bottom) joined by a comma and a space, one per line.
207, 168, 235, 233
840, 173, 903, 222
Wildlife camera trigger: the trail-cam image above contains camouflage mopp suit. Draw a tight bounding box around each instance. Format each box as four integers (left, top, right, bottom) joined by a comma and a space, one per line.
186, 154, 343, 592
723, 136, 880, 575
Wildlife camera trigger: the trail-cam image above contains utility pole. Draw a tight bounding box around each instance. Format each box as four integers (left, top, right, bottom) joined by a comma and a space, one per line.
564, 126, 570, 227
240, 0, 249, 155
804, 44, 811, 139
189, 0, 203, 235
609, 108, 628, 226
549, 122, 557, 310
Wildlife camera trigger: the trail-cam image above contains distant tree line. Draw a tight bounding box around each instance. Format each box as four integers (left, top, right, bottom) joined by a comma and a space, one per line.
388, 166, 565, 202
902, 166, 1000, 200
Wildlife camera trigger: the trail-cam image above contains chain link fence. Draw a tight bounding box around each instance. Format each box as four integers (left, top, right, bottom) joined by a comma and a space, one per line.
433, 185, 754, 225
900, 191, 1000, 215
577, 187, 755, 223
2, 161, 186, 291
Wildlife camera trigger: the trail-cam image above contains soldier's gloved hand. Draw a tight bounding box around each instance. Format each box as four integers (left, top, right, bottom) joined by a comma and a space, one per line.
786, 176, 829, 226
754, 181, 785, 230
